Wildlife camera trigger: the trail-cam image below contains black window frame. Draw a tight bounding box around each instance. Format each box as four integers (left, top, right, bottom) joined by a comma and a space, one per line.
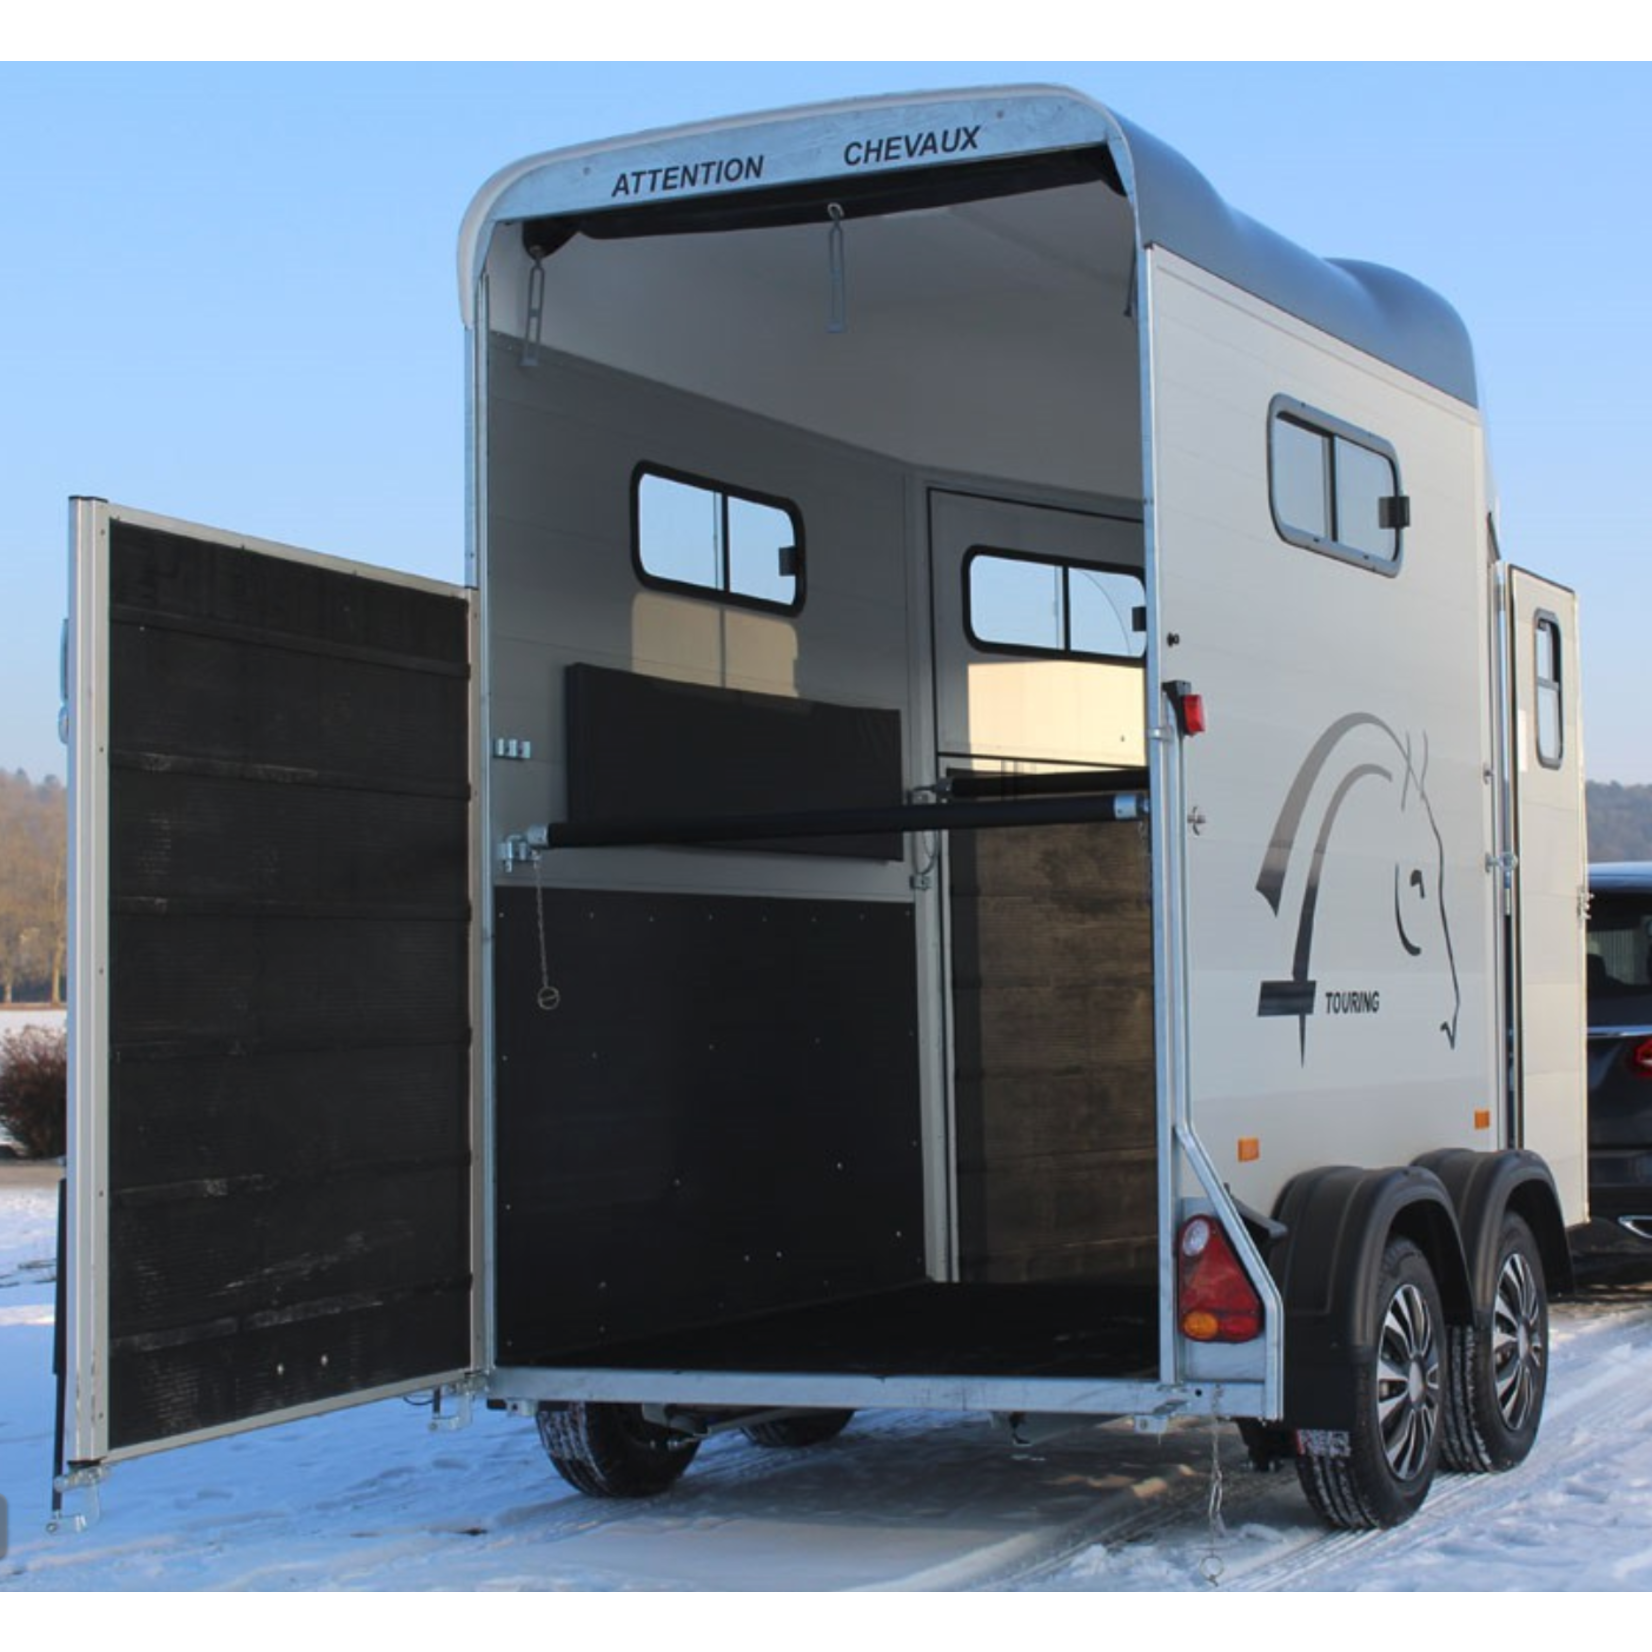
631, 462, 806, 616
962, 545, 1148, 666
1533, 609, 1564, 771
1267, 394, 1406, 577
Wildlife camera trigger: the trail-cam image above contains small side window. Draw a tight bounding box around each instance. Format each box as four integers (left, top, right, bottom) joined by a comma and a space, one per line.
965, 549, 1146, 663
1534, 613, 1563, 769
1269, 396, 1406, 574
633, 466, 803, 613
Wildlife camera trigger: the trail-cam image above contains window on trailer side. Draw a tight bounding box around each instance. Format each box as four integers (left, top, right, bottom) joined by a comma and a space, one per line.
965, 548, 1147, 663
1535, 613, 1563, 769
634, 467, 803, 613
1269, 397, 1405, 572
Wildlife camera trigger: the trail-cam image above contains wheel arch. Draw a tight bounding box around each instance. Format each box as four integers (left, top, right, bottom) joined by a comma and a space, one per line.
1413, 1147, 1574, 1306
1269, 1163, 1469, 1430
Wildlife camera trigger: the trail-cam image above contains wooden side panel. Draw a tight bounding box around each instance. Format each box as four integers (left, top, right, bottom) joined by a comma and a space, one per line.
950, 818, 1156, 1283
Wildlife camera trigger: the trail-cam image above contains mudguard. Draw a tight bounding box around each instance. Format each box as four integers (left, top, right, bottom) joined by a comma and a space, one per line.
1268, 1164, 1470, 1431
1412, 1147, 1573, 1305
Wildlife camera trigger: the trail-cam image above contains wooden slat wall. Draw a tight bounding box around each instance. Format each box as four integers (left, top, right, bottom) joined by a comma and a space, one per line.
950, 817, 1156, 1284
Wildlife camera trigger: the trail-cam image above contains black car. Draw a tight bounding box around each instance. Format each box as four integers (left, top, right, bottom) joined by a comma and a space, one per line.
1582, 863, 1652, 1262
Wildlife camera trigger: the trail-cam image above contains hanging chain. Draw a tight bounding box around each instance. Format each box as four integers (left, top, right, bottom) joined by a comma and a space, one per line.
1200, 1408, 1228, 1587
531, 850, 560, 1012
910, 825, 939, 891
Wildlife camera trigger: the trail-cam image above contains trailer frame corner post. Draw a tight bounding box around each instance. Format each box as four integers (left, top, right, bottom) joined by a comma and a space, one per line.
1137, 245, 1184, 1405
906, 476, 955, 1282
469, 269, 498, 1380
65, 496, 112, 1467
1489, 555, 1518, 1150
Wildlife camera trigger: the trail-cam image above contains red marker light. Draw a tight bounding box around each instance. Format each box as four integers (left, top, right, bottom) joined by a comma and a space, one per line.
1166, 680, 1207, 737
1177, 1216, 1263, 1343
1631, 1037, 1652, 1078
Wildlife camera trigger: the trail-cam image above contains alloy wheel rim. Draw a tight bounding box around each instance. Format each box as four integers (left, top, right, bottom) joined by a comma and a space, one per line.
1376, 1280, 1440, 1480
1491, 1250, 1545, 1433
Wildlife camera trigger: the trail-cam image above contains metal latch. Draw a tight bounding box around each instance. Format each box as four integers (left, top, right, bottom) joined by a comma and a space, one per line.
429, 1375, 486, 1434
49, 1464, 108, 1535
499, 825, 551, 871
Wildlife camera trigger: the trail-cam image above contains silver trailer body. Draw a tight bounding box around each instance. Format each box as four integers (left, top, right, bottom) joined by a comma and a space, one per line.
60, 86, 1587, 1528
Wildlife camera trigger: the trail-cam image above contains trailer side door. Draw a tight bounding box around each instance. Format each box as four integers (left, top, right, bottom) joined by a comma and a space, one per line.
64, 501, 478, 1467
1506, 566, 1588, 1223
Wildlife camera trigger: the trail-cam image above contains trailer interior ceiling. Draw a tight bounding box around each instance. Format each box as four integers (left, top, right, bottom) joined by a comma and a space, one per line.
480, 148, 1159, 1387
485, 166, 1143, 498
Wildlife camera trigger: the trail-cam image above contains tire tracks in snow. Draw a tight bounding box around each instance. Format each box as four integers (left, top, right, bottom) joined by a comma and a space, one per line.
975, 1283, 1652, 1592
1224, 1287, 1652, 1591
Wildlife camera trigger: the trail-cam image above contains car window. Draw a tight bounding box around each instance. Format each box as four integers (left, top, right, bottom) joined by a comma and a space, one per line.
1586, 890, 1652, 1028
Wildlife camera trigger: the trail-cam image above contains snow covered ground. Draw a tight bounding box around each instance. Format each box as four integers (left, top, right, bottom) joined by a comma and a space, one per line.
3, 1177, 1652, 1598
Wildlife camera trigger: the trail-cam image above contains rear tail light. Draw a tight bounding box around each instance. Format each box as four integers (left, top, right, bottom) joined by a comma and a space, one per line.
1630, 1038, 1652, 1078
1177, 1215, 1264, 1343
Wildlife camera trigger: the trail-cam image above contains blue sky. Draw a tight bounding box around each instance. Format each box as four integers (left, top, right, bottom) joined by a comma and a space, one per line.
2, 62, 1648, 783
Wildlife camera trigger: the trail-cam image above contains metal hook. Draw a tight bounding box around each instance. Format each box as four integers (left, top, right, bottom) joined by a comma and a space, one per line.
521, 248, 547, 368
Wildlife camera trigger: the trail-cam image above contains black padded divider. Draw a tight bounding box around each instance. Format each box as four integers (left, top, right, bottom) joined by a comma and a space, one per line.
565, 664, 904, 860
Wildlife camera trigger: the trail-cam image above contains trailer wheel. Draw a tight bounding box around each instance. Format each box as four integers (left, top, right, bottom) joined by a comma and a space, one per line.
1295, 1237, 1445, 1529
536, 1402, 700, 1498
742, 1409, 855, 1449
1443, 1212, 1548, 1473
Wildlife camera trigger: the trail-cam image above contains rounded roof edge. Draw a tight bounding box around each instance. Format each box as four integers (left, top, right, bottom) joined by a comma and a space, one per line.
460, 85, 1478, 409
1111, 113, 1477, 406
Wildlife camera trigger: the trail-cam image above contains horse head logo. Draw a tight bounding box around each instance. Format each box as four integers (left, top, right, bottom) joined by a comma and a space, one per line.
1255, 712, 1460, 1061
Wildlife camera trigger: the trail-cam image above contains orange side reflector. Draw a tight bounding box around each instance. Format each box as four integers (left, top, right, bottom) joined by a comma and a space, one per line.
1237, 1137, 1260, 1163
1474, 1109, 1492, 1131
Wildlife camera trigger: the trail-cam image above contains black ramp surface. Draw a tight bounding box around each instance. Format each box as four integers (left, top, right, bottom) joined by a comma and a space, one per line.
537, 1280, 1158, 1380
494, 886, 924, 1361
100, 522, 473, 1451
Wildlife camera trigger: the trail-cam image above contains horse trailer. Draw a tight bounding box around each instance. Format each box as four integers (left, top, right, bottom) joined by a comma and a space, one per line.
61, 84, 1588, 1531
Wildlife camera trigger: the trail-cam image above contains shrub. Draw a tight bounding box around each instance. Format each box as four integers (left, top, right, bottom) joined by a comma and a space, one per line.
0, 1025, 67, 1159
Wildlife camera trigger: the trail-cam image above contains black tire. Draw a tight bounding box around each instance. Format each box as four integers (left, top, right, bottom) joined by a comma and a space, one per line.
536, 1402, 700, 1498
741, 1409, 855, 1449
1295, 1237, 1446, 1529
1443, 1212, 1548, 1473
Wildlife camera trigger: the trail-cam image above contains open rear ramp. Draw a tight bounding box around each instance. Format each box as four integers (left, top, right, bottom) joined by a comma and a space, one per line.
64, 502, 478, 1464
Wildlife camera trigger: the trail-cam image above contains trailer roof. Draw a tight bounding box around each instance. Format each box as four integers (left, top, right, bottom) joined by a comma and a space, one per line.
459, 85, 1478, 408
